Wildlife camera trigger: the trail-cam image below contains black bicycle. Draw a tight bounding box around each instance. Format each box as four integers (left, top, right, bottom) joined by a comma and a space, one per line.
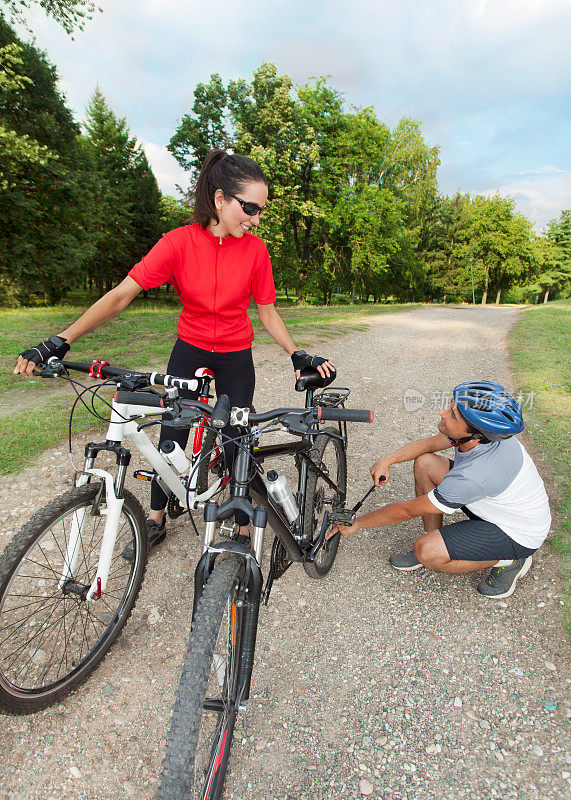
154, 370, 373, 800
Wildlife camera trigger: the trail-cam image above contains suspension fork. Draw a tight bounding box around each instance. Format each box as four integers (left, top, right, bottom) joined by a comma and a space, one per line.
193, 540, 264, 705
60, 442, 131, 600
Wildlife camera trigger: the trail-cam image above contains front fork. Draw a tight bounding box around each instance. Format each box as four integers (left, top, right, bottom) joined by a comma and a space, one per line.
59, 442, 131, 602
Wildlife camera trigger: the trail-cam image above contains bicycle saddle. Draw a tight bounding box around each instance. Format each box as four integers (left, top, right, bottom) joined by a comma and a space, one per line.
295, 366, 336, 392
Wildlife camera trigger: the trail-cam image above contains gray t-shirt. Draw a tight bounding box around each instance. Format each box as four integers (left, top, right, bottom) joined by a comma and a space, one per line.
428, 438, 551, 549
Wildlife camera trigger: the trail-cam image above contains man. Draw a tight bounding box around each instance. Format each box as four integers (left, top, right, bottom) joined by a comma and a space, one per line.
330, 381, 551, 599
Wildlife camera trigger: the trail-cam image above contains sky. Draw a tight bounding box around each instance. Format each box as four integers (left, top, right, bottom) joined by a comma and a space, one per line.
12, 0, 571, 231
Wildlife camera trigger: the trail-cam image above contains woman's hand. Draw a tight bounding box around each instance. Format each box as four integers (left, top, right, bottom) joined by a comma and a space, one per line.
370, 458, 391, 486
14, 335, 70, 376
290, 350, 335, 380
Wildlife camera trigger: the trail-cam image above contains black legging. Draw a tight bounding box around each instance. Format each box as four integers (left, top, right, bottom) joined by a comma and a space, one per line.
151, 339, 255, 525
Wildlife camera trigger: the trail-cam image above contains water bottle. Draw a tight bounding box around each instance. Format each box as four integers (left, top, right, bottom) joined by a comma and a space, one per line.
264, 470, 299, 523
160, 440, 190, 474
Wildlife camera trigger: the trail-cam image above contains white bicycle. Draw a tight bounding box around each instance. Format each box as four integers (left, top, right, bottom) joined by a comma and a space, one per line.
0, 357, 230, 713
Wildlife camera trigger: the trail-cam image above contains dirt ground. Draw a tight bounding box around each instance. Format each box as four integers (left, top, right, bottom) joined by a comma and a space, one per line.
0, 305, 569, 800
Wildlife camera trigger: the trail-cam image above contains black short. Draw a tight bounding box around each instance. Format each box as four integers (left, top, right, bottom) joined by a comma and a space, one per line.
440, 517, 537, 562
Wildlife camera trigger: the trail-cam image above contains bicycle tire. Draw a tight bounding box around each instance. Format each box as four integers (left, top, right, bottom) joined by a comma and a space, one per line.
196, 425, 227, 499
303, 429, 347, 579
159, 555, 245, 800
0, 484, 148, 713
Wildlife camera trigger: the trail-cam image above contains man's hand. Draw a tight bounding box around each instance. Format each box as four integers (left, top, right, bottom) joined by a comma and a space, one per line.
370, 457, 391, 486
327, 520, 360, 540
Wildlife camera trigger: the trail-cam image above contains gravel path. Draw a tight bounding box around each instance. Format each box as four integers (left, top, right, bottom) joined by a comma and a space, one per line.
0, 305, 569, 800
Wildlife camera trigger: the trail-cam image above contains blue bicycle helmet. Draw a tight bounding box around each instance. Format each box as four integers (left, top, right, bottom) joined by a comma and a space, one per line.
453, 381, 524, 441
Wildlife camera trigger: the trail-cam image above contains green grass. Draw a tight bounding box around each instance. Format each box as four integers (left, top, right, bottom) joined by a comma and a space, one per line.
0, 399, 109, 475
0, 301, 420, 473
0, 302, 419, 395
509, 299, 570, 633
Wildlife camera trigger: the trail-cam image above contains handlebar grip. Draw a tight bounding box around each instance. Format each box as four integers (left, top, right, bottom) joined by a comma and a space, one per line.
211, 394, 230, 428
115, 391, 166, 408
316, 407, 374, 423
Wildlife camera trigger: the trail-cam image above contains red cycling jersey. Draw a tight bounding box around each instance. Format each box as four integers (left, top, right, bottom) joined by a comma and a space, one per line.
129, 223, 276, 352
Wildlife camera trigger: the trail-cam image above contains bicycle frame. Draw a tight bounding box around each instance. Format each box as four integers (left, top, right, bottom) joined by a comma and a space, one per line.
191, 389, 348, 713
195, 387, 346, 585
62, 394, 223, 602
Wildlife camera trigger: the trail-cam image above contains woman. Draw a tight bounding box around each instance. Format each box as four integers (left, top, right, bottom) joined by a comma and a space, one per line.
15, 149, 334, 546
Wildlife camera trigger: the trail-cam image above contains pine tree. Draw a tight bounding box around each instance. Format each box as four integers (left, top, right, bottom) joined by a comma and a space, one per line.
0, 16, 91, 304
83, 88, 161, 295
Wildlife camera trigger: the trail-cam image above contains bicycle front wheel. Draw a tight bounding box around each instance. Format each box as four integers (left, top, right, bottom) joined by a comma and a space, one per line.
159, 555, 245, 800
303, 429, 347, 579
0, 484, 148, 713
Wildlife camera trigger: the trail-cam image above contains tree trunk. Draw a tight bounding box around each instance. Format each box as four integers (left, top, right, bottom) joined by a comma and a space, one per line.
443, 293, 447, 304
543, 289, 550, 303
495, 288, 501, 305
481, 265, 489, 304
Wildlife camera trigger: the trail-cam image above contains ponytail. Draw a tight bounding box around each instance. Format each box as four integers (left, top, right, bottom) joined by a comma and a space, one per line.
191, 149, 268, 229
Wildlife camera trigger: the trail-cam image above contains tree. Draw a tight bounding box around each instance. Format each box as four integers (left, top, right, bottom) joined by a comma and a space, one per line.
160, 195, 190, 233
168, 73, 230, 173
82, 88, 161, 295
229, 63, 322, 283
0, 17, 91, 304
423, 193, 471, 302
0, 41, 54, 190
457, 195, 534, 304
545, 210, 571, 299
523, 211, 571, 302
1, 0, 97, 33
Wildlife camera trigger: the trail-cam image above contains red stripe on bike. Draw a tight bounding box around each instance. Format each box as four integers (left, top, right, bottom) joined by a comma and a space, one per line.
205, 730, 228, 798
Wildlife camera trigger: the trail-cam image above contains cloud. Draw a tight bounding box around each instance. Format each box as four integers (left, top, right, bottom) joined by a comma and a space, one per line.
12, 0, 571, 230
482, 169, 571, 230
142, 141, 191, 198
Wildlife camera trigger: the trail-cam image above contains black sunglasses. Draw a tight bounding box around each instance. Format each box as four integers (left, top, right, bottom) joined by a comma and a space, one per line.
228, 193, 266, 216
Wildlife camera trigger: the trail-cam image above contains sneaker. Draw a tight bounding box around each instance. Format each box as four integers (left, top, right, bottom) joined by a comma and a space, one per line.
477, 556, 532, 599
389, 549, 423, 571
121, 517, 166, 562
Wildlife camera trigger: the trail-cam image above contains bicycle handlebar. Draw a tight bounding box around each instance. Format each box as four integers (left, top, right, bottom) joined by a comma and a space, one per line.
46, 359, 374, 430
115, 391, 166, 408
59, 360, 199, 392
316, 407, 374, 423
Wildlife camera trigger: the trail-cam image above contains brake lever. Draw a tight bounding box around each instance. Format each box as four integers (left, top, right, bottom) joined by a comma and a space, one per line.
280, 412, 315, 435
36, 359, 66, 378
161, 410, 203, 429
117, 375, 152, 391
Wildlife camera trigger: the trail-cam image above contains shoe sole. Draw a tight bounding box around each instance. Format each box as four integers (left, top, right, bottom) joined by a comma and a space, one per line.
389, 561, 423, 572
478, 557, 533, 599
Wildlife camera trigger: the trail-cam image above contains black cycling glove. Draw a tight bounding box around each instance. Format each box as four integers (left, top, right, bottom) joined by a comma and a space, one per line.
20, 335, 69, 365
290, 350, 331, 372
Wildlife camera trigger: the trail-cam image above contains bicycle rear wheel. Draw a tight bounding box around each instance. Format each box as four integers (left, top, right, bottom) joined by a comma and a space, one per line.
303, 429, 347, 579
159, 555, 245, 800
0, 484, 147, 713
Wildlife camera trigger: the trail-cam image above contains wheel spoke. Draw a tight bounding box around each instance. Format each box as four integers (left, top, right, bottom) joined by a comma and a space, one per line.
0, 486, 147, 706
